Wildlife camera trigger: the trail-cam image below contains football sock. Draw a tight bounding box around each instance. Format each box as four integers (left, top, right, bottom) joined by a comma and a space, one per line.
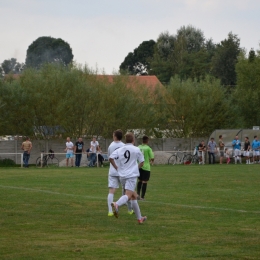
116, 195, 129, 207
127, 200, 132, 211
141, 183, 147, 198
108, 193, 114, 212
131, 200, 142, 220
137, 181, 142, 195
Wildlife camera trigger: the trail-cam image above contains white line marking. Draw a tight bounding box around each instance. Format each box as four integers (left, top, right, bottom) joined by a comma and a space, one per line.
0, 185, 259, 214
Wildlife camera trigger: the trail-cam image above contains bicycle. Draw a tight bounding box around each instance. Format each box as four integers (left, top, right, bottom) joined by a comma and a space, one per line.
168, 149, 193, 165
36, 150, 59, 168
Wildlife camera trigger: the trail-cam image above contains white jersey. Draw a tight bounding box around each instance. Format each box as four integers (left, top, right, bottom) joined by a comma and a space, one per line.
90, 140, 99, 153
108, 141, 124, 176
66, 141, 74, 154
109, 143, 144, 179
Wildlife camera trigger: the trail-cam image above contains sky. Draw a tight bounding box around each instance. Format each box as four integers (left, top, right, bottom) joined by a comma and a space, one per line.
1, 0, 260, 74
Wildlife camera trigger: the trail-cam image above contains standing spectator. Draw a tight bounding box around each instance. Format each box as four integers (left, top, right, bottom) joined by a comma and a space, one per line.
97, 146, 104, 167
207, 137, 217, 164
251, 135, 260, 164
243, 137, 251, 164
218, 135, 225, 164
65, 137, 74, 167
21, 137, 32, 168
198, 140, 206, 165
137, 136, 154, 200
74, 137, 84, 167
88, 137, 99, 167
109, 132, 146, 224
225, 148, 231, 164
232, 136, 242, 164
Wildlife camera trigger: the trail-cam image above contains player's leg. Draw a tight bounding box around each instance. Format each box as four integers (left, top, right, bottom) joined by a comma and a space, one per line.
66, 154, 69, 167
140, 170, 150, 199
108, 176, 119, 216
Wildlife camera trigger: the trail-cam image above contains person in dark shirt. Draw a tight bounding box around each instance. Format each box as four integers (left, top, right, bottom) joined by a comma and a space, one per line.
243, 137, 251, 164
198, 140, 206, 165
74, 137, 84, 167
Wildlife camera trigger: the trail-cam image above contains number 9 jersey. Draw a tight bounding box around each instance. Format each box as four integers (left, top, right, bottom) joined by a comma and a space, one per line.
109, 143, 144, 179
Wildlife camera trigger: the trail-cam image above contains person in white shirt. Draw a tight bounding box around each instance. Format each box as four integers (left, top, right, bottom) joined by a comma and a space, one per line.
64, 137, 74, 167
107, 130, 133, 216
88, 137, 99, 167
109, 132, 147, 224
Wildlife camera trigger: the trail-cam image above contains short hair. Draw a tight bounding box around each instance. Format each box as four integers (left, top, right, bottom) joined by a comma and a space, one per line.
25, 136, 29, 140
211, 137, 214, 140
245, 136, 249, 140
125, 132, 134, 143
219, 135, 222, 138
254, 135, 257, 138
142, 135, 149, 143
114, 129, 123, 141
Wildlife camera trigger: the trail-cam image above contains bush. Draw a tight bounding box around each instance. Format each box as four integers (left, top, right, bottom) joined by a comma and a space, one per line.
0, 158, 16, 167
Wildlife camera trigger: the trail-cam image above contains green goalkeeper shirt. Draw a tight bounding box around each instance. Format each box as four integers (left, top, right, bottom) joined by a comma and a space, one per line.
138, 144, 154, 171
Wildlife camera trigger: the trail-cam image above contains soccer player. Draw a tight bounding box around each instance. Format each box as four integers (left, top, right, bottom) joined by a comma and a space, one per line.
243, 137, 251, 164
232, 136, 242, 164
137, 136, 154, 200
109, 132, 147, 224
107, 130, 133, 216
251, 136, 260, 164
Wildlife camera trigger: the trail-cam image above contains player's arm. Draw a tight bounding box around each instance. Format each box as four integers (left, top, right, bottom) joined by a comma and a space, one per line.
109, 150, 119, 170
149, 149, 154, 164
28, 142, 32, 154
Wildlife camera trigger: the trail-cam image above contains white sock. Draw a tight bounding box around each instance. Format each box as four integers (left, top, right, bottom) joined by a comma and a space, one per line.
108, 193, 114, 213
116, 195, 129, 207
127, 200, 132, 211
131, 200, 142, 220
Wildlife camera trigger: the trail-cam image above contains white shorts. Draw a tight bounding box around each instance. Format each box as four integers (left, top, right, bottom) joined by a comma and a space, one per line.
120, 177, 137, 192
253, 150, 260, 156
243, 151, 249, 157
234, 149, 241, 157
108, 175, 120, 189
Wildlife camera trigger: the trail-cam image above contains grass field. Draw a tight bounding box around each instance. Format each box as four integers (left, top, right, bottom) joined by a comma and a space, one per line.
0, 165, 260, 260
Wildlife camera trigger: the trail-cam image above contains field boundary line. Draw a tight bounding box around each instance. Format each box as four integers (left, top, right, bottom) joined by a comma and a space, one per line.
1, 185, 260, 215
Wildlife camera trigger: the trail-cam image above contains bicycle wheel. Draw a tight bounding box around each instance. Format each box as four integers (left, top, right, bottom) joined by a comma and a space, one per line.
47, 157, 59, 168
36, 157, 47, 167
183, 154, 192, 165
168, 155, 177, 165
192, 154, 199, 164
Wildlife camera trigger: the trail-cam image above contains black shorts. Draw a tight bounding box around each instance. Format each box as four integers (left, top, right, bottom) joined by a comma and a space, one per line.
138, 168, 150, 181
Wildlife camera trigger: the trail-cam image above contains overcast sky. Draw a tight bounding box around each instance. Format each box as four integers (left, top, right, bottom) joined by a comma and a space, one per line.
1, 0, 260, 74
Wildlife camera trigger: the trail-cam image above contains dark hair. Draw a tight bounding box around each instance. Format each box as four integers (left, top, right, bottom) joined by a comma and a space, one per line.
142, 135, 149, 143
219, 135, 222, 138
254, 135, 257, 138
245, 136, 249, 140
125, 132, 134, 143
114, 129, 123, 141
211, 137, 214, 140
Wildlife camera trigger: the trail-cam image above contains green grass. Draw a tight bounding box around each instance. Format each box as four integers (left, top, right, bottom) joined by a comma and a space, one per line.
0, 165, 260, 260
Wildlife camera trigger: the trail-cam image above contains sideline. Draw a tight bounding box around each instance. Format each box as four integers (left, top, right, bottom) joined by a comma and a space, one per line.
0, 184, 260, 215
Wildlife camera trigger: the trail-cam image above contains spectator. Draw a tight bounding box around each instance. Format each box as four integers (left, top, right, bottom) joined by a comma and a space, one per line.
64, 137, 74, 167
88, 137, 99, 167
218, 135, 225, 164
21, 136, 32, 168
97, 146, 104, 167
232, 136, 242, 164
74, 137, 84, 167
225, 148, 231, 164
198, 140, 206, 165
243, 137, 251, 164
207, 137, 217, 164
251, 135, 260, 164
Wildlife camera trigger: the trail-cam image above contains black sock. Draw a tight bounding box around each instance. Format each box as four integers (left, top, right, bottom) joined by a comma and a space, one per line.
141, 183, 147, 198
137, 181, 142, 195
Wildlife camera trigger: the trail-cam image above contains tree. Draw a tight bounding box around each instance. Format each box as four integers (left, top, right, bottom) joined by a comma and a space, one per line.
0, 58, 24, 76
25, 36, 73, 68
211, 32, 241, 86
119, 40, 155, 75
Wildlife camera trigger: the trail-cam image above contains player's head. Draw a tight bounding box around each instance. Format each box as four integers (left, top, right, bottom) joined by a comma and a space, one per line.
25, 136, 30, 141
67, 137, 70, 142
254, 135, 257, 139
235, 136, 238, 140
245, 137, 249, 141
219, 135, 222, 139
113, 129, 123, 141
142, 135, 149, 144
125, 132, 135, 144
